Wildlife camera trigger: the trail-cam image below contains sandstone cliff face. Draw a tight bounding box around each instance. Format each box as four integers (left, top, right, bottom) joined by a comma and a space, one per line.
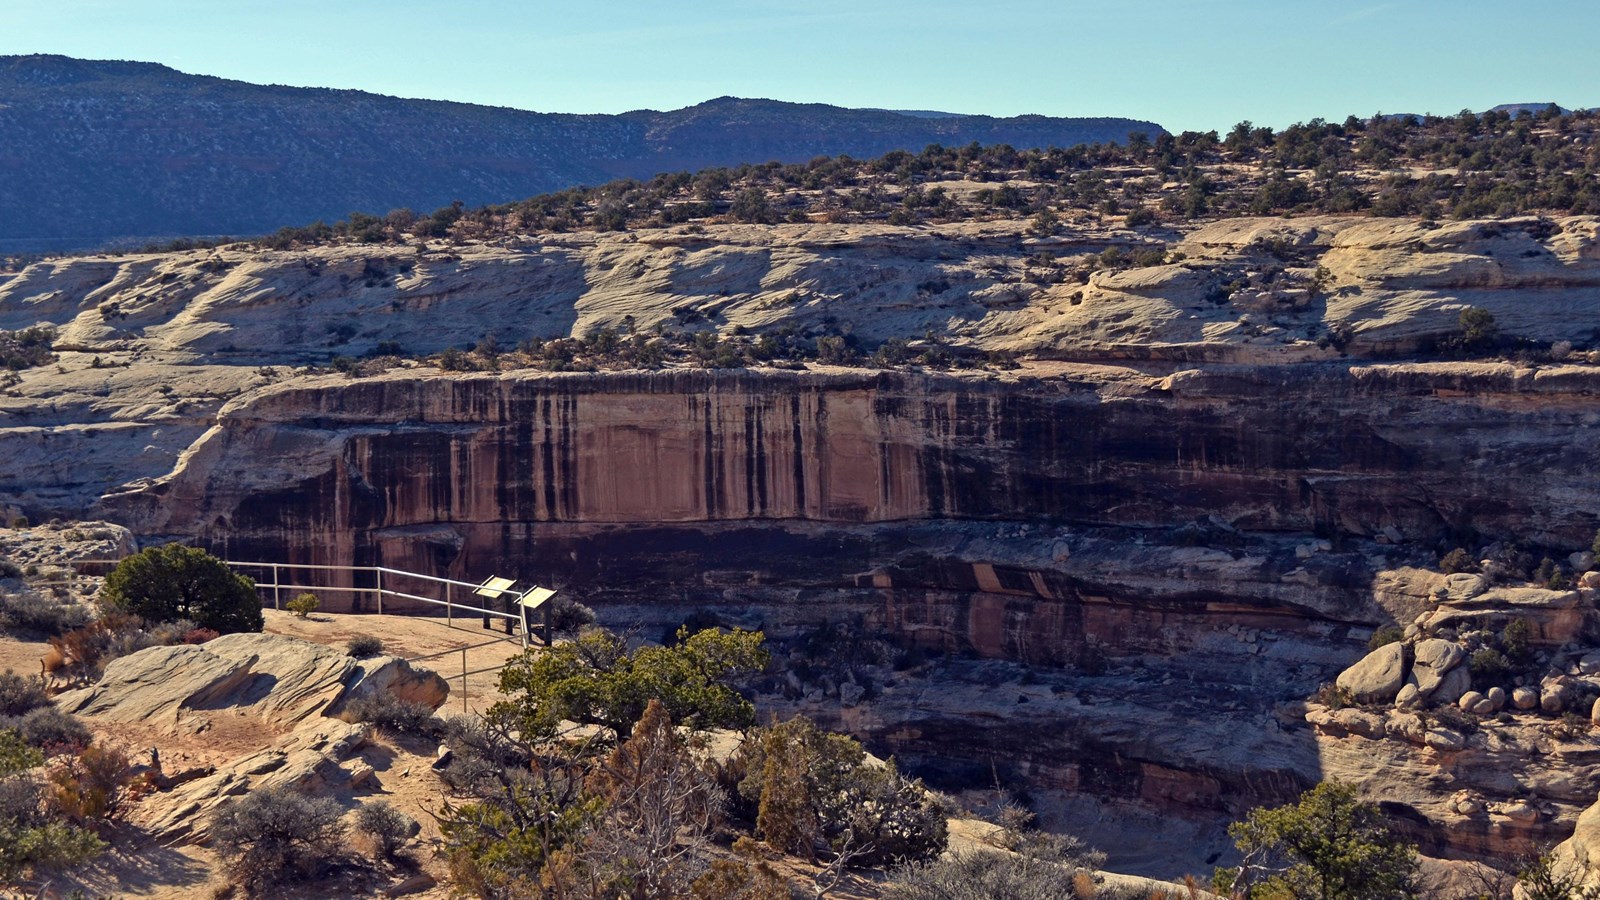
102, 363, 1600, 576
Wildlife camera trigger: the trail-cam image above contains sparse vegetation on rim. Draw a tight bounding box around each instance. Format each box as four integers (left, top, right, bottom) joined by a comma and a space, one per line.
229, 106, 1600, 253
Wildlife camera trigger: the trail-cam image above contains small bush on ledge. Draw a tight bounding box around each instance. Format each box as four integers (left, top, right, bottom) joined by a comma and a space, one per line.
286, 593, 319, 618
346, 635, 384, 658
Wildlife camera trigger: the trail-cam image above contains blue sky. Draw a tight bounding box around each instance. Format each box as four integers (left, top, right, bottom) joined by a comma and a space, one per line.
4, 0, 1597, 132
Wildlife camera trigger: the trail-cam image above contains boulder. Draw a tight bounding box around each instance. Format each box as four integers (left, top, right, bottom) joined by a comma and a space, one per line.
1544, 683, 1569, 715
1458, 691, 1485, 713
1570, 551, 1595, 573
56, 644, 255, 725
1394, 683, 1422, 710
1443, 573, 1487, 600
1592, 696, 1600, 726
1502, 801, 1540, 823
1485, 686, 1507, 713
1306, 707, 1386, 739
1545, 791, 1600, 888
1388, 712, 1428, 744
331, 654, 450, 716
1407, 639, 1466, 700
1336, 642, 1409, 704
346, 762, 377, 789
1514, 686, 1540, 710
1432, 665, 1473, 706
386, 873, 439, 897
1332, 708, 1387, 739
1426, 728, 1466, 752
1582, 571, 1600, 590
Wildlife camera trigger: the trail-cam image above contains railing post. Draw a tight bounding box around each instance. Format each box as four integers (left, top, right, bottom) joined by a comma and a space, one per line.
461, 648, 468, 716
446, 583, 453, 628
376, 569, 384, 616
272, 564, 281, 610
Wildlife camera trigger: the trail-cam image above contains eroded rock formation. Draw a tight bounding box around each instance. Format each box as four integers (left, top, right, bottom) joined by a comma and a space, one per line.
6, 213, 1600, 873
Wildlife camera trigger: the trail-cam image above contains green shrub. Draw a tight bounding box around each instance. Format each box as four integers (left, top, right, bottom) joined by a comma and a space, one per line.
1367, 626, 1405, 651
211, 787, 346, 891
344, 692, 439, 736
1536, 557, 1559, 586
286, 592, 319, 618
1469, 648, 1511, 685
100, 544, 262, 634
496, 626, 768, 742
1124, 206, 1158, 227
1440, 548, 1477, 574
0, 672, 48, 718
1221, 781, 1418, 900
346, 635, 384, 659
0, 591, 91, 636
6, 708, 90, 754
1502, 619, 1533, 664
354, 800, 414, 861
1458, 307, 1500, 352
0, 730, 104, 880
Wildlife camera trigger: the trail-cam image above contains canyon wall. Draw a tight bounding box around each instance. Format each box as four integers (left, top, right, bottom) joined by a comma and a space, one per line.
108, 363, 1600, 586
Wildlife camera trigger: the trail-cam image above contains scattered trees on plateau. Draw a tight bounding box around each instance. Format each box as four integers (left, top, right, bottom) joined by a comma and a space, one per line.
100, 544, 263, 634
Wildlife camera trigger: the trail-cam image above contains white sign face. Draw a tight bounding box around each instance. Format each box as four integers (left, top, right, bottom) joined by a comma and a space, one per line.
519, 587, 556, 609
474, 576, 517, 599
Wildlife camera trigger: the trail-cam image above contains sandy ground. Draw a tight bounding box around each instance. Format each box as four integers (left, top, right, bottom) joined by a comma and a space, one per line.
260, 608, 532, 718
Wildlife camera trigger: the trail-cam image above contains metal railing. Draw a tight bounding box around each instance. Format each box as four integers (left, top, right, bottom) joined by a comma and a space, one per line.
223, 560, 532, 650
408, 639, 527, 715
42, 558, 534, 650
29, 557, 543, 715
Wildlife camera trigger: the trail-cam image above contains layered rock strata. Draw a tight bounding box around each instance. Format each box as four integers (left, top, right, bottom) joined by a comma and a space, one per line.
6, 213, 1600, 872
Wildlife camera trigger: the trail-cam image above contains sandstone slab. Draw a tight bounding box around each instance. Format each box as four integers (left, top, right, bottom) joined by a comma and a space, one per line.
61, 633, 449, 734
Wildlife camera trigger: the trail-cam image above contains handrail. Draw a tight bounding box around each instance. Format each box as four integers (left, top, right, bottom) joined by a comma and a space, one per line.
51, 557, 534, 650
408, 636, 523, 664
51, 557, 544, 713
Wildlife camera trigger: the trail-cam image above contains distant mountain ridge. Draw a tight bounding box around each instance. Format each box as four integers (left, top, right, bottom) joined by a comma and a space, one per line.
0, 55, 1164, 251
